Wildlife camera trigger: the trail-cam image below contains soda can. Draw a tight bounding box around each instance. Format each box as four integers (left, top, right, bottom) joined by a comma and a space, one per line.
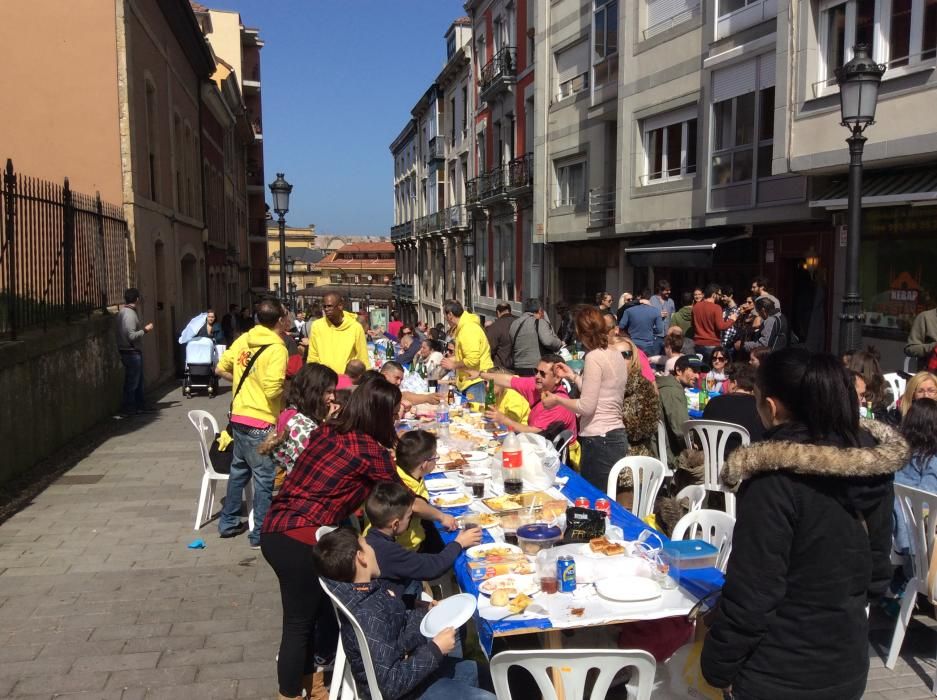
557, 555, 576, 593
574, 497, 591, 509
594, 498, 612, 517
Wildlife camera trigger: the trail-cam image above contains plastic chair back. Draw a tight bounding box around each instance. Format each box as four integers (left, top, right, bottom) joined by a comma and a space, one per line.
552, 429, 574, 464
675, 485, 706, 512
490, 648, 656, 700
319, 578, 384, 700
656, 420, 671, 477
607, 456, 665, 519
682, 420, 750, 517
671, 509, 736, 573
188, 410, 221, 476
883, 372, 906, 410
316, 525, 338, 542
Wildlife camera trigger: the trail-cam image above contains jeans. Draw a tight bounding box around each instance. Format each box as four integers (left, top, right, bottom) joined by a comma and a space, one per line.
219, 424, 275, 545
262, 531, 338, 697
119, 351, 145, 412
417, 657, 496, 700
463, 382, 486, 404
579, 428, 629, 491
634, 339, 661, 357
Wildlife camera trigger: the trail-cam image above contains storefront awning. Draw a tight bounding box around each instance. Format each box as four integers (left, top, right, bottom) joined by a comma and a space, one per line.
810, 168, 937, 210
624, 233, 749, 268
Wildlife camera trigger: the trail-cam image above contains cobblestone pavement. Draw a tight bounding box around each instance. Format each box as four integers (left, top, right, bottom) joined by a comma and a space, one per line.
0, 383, 935, 698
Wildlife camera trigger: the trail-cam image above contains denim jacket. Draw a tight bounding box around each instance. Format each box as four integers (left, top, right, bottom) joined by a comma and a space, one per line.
893, 453, 937, 552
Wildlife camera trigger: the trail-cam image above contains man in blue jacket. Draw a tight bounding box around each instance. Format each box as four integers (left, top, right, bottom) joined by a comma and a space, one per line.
619, 288, 662, 356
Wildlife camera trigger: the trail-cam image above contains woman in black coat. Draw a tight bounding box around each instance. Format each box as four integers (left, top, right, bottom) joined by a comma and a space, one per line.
701, 348, 908, 700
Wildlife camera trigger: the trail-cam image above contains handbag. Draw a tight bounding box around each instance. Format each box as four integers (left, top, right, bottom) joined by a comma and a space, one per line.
209, 345, 271, 474
652, 589, 724, 699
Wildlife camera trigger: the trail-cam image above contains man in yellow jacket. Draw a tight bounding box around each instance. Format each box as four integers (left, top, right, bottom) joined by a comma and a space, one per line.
305, 292, 370, 375
215, 298, 288, 547
440, 299, 493, 403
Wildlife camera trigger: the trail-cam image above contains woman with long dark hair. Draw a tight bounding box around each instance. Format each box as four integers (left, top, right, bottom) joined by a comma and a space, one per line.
260, 363, 338, 474
542, 305, 629, 490
702, 348, 908, 700
261, 377, 402, 700
893, 398, 937, 552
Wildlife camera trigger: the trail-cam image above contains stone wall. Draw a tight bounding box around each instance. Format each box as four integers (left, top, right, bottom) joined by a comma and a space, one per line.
0, 314, 123, 484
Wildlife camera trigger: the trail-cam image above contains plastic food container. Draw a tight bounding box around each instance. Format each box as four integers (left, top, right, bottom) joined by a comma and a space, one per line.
516, 523, 563, 555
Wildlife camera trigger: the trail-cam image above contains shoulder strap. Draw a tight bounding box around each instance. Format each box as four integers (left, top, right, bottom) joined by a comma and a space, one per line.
232, 344, 270, 403
511, 316, 531, 349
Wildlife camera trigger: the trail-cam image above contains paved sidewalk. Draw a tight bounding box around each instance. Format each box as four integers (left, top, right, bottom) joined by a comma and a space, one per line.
1, 384, 936, 698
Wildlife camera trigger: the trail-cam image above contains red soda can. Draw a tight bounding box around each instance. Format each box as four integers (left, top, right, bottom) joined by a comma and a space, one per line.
594, 498, 612, 517
574, 497, 591, 509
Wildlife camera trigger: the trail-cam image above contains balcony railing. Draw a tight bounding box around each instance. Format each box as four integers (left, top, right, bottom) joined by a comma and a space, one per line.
480, 46, 517, 100
427, 135, 447, 162
391, 222, 414, 241
415, 211, 445, 236
467, 153, 533, 205
443, 203, 469, 230
588, 188, 616, 228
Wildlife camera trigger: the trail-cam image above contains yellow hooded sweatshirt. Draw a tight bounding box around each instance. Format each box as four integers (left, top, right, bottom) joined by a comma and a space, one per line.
217, 325, 288, 426
453, 311, 493, 391
307, 310, 370, 375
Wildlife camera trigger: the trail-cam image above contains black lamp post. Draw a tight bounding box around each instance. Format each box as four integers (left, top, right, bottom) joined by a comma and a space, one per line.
462, 232, 475, 312
268, 172, 293, 302
835, 44, 884, 355
285, 257, 296, 309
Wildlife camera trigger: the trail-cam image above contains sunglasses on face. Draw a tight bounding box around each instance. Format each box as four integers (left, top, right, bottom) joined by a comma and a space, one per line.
536, 369, 551, 377
713, 356, 727, 362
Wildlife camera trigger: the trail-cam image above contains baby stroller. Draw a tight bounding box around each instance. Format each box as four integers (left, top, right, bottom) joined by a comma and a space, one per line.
183, 337, 219, 398
179, 312, 220, 398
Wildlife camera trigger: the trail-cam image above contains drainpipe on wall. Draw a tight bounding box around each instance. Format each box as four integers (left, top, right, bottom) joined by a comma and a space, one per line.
198, 84, 210, 309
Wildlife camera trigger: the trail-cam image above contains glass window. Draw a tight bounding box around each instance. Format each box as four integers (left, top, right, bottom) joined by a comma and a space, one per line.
713, 100, 733, 151
555, 161, 587, 207
759, 86, 775, 141
721, 0, 747, 14
890, 0, 913, 66
924, 0, 937, 60
642, 111, 698, 183
734, 92, 756, 146
666, 123, 683, 177
686, 119, 698, 173
593, 0, 619, 89
710, 82, 773, 191
825, 3, 848, 80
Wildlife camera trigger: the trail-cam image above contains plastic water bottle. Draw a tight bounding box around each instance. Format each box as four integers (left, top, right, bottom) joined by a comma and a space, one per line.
502, 432, 523, 495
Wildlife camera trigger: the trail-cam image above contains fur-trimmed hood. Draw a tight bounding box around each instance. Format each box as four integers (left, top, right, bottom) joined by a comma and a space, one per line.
722, 419, 908, 488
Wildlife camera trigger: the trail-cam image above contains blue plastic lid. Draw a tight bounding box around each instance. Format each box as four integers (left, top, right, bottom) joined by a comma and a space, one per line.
663, 539, 718, 558
517, 523, 562, 540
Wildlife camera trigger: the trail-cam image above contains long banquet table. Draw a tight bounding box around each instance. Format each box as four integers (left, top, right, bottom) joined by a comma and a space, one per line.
428, 464, 725, 657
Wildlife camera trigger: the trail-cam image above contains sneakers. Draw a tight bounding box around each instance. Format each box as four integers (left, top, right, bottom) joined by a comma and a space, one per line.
249, 542, 261, 550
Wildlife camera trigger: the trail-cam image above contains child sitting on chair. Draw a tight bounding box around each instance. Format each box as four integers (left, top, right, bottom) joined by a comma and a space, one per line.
313, 528, 494, 700
394, 430, 459, 552
365, 482, 481, 606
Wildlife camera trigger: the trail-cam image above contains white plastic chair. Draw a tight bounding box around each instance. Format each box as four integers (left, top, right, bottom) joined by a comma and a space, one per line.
320, 577, 384, 700
607, 456, 665, 520
883, 372, 906, 410
656, 420, 673, 478
904, 356, 914, 374
682, 420, 751, 517
886, 484, 937, 684
188, 410, 253, 531
675, 485, 706, 512
552, 429, 575, 465
671, 509, 736, 573
491, 648, 656, 700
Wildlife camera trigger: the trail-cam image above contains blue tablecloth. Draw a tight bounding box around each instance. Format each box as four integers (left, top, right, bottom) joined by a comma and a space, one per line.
428, 465, 724, 655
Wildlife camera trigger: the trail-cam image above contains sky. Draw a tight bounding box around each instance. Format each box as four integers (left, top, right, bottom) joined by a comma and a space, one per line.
213, 0, 467, 237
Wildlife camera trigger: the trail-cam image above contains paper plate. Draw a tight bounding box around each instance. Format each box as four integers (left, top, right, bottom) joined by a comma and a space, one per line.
595, 576, 662, 603
420, 593, 477, 637
465, 542, 523, 560
478, 573, 539, 597
430, 493, 472, 508
425, 478, 461, 492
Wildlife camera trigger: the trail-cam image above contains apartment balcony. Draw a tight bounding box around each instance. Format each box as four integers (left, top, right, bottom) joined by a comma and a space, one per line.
442, 203, 469, 231
467, 153, 533, 206
415, 211, 445, 237
391, 222, 414, 241
588, 188, 616, 228
426, 135, 447, 163
396, 283, 415, 303
479, 46, 517, 103
251, 119, 263, 141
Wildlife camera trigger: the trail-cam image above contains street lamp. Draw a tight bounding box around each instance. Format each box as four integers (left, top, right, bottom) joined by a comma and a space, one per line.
285, 257, 296, 309
462, 232, 475, 312
835, 44, 885, 355
268, 172, 293, 303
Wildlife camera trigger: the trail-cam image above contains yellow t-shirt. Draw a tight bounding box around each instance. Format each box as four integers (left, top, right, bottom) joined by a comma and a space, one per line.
496, 388, 531, 426
396, 465, 428, 551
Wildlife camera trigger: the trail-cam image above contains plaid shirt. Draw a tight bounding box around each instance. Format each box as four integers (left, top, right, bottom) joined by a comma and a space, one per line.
262, 425, 398, 534
721, 305, 740, 349
326, 579, 443, 700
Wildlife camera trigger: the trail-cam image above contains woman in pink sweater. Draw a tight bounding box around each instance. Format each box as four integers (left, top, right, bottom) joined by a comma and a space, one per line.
543, 306, 629, 489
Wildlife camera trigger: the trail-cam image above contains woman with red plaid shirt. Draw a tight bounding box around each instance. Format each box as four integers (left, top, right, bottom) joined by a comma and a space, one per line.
261, 375, 402, 700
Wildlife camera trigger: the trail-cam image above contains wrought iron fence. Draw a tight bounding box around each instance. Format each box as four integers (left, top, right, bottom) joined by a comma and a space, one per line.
1, 159, 129, 340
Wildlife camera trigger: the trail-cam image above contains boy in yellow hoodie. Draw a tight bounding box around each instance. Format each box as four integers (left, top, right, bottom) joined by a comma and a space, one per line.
215, 298, 289, 547
305, 292, 370, 375
440, 300, 493, 403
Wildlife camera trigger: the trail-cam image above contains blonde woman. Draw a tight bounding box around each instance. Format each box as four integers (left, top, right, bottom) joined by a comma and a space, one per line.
899, 371, 937, 416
